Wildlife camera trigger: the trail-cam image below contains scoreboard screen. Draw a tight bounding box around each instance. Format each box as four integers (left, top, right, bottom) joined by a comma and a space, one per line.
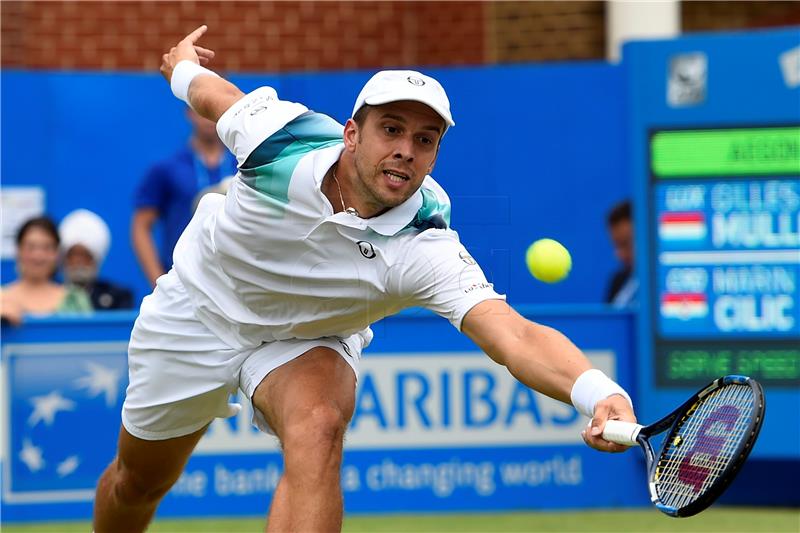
650, 126, 800, 387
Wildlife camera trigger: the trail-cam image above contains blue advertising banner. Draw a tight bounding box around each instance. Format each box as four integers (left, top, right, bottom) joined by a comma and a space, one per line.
4, 342, 128, 501
1, 309, 645, 522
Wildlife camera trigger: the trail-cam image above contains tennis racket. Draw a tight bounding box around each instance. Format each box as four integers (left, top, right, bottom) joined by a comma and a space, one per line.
602, 375, 765, 517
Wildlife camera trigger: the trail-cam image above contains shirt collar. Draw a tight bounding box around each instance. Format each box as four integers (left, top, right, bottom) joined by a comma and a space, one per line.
314, 144, 424, 237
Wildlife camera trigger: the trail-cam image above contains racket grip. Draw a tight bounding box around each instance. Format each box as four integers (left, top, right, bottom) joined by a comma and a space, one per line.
602, 420, 643, 446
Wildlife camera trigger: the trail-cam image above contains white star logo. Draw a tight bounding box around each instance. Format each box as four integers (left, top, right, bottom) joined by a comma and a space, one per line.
74, 362, 121, 407
56, 455, 80, 477
28, 390, 76, 427
19, 438, 45, 472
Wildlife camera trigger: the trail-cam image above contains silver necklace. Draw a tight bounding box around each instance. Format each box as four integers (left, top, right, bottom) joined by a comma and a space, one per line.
332, 166, 359, 217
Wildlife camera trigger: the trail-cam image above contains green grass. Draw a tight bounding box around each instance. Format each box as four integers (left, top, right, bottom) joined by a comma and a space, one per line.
2, 508, 798, 532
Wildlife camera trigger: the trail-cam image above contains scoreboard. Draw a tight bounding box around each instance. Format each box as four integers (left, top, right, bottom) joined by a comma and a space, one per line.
626, 27, 800, 464
650, 126, 800, 387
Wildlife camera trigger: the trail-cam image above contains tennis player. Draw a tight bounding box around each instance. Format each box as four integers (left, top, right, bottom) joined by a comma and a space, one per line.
94, 26, 637, 533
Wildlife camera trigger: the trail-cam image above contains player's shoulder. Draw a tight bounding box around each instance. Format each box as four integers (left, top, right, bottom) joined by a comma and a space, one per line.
396, 224, 462, 259
229, 86, 343, 172
408, 226, 462, 251
221, 86, 280, 122
388, 227, 478, 284
400, 175, 453, 234
219, 85, 319, 136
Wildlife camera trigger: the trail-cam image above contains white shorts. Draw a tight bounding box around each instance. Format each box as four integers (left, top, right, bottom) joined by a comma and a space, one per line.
121, 270, 370, 441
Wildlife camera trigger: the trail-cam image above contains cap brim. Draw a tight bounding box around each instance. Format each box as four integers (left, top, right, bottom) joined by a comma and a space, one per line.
363, 93, 455, 127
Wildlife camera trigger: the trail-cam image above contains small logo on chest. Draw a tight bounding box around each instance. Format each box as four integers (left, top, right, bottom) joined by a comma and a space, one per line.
357, 241, 376, 259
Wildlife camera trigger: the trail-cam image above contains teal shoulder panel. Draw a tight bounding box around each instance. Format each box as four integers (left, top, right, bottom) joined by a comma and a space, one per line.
240, 111, 343, 203
405, 187, 452, 232
242, 111, 343, 169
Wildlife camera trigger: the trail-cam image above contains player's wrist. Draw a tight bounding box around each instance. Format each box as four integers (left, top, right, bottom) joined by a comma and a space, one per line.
570, 368, 632, 418
170, 60, 220, 106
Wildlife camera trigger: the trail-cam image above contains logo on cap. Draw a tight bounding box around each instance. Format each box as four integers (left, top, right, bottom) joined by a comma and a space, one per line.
407, 76, 425, 86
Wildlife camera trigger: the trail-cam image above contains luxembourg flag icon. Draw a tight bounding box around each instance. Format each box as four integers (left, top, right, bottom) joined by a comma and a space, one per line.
659, 212, 707, 242
661, 292, 709, 320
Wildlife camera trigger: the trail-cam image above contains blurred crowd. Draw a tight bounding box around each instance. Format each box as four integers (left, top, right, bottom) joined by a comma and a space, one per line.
0, 210, 133, 325
1, 110, 235, 326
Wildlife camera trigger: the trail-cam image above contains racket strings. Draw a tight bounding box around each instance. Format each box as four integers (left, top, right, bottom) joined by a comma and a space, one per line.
654, 383, 755, 509
657, 385, 753, 506
659, 385, 753, 499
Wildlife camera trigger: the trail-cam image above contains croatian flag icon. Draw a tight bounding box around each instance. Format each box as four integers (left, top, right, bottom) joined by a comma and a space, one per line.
661, 292, 709, 320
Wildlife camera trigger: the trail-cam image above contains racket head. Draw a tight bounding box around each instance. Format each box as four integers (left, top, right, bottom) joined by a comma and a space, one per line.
642, 375, 765, 517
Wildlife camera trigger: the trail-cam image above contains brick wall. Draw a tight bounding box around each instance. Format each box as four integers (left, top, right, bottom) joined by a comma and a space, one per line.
489, 2, 605, 63
0, 0, 603, 71
0, 1, 487, 71
683, 1, 800, 33
1, 1, 796, 71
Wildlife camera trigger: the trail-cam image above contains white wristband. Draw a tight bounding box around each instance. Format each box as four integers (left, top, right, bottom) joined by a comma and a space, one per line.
570, 369, 632, 419
170, 60, 220, 105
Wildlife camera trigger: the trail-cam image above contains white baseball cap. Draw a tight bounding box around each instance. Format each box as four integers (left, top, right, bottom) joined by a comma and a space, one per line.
352, 70, 455, 129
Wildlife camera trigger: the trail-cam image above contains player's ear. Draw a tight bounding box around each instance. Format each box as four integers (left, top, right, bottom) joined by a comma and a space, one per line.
343, 119, 359, 152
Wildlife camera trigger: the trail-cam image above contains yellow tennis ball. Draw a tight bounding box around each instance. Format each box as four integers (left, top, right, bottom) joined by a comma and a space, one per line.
526, 238, 572, 283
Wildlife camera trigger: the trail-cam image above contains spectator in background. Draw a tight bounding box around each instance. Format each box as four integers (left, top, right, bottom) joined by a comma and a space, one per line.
60, 209, 134, 310
131, 108, 237, 286
0, 216, 92, 325
605, 199, 638, 307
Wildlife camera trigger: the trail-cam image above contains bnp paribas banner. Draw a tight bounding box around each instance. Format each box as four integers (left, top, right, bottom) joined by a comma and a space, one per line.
2, 340, 643, 522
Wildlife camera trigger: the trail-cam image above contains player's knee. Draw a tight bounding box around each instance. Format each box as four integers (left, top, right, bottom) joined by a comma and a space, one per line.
284, 403, 348, 450
110, 457, 176, 506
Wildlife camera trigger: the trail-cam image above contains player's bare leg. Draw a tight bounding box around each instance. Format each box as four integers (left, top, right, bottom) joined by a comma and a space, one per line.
265, 475, 290, 532
254, 347, 356, 533
93, 425, 207, 533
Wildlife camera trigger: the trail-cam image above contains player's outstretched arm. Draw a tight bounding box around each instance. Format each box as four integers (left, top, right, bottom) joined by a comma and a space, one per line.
461, 299, 635, 452
160, 25, 244, 122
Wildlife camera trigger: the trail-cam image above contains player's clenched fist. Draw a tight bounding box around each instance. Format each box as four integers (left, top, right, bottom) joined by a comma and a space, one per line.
160, 25, 216, 82
581, 394, 636, 453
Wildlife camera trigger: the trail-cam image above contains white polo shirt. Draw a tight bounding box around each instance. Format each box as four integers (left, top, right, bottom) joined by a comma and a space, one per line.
172, 87, 504, 350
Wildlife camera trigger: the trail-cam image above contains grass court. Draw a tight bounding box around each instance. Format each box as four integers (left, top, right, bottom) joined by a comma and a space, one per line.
3, 507, 798, 532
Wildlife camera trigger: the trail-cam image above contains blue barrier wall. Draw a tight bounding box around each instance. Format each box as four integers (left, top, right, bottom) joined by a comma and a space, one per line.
0, 63, 628, 306
1, 307, 647, 522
